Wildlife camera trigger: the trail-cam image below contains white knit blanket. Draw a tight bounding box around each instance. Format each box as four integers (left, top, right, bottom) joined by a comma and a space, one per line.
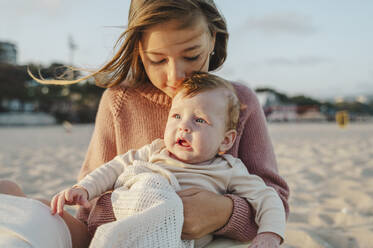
89, 161, 195, 248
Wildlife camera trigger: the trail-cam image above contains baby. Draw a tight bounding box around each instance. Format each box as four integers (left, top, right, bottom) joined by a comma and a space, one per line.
51, 72, 286, 248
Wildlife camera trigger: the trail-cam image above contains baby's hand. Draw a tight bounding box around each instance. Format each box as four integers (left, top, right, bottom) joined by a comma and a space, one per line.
50, 186, 90, 216
248, 232, 282, 248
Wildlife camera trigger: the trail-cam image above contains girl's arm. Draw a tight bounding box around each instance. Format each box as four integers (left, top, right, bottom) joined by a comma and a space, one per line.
177, 188, 255, 241
75, 88, 121, 225
78, 88, 118, 181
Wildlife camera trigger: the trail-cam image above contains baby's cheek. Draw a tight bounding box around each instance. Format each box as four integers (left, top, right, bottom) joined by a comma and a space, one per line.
164, 125, 173, 138
163, 131, 173, 150
198, 140, 212, 155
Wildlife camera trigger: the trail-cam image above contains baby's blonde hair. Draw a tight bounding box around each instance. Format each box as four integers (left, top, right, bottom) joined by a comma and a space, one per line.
181, 72, 240, 131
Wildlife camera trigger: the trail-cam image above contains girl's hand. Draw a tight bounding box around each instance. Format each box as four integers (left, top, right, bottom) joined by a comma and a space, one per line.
248, 232, 281, 248
177, 187, 233, 240
50, 186, 90, 217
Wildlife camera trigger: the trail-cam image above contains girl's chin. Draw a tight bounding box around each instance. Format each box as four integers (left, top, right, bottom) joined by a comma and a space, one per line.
165, 87, 180, 97
166, 91, 176, 98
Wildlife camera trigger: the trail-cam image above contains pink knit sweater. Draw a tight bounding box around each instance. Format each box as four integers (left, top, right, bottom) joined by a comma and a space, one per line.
77, 82, 289, 241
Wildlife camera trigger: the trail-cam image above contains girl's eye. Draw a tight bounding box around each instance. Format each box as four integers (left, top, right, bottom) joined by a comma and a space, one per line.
149, 59, 166, 65
195, 118, 206, 124
173, 114, 181, 119
184, 55, 200, 61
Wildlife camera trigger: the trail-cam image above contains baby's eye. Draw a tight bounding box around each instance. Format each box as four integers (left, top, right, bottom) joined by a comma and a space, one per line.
195, 118, 207, 124
173, 114, 181, 119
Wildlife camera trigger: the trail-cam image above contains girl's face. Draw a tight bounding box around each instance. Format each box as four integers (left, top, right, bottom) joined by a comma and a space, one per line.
139, 19, 215, 97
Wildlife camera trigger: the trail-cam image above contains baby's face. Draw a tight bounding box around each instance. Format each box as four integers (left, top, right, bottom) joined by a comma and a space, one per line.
164, 88, 229, 164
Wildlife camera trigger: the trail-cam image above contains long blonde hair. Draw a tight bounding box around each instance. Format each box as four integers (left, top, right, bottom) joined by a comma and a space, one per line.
30, 0, 228, 88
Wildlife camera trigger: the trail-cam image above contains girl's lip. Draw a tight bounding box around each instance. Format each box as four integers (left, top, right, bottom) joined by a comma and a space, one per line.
167, 86, 178, 91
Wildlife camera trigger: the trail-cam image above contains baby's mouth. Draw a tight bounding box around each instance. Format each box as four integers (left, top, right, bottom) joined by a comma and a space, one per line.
176, 138, 191, 148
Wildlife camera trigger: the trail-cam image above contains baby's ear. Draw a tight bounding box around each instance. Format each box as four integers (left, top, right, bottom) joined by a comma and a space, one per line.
219, 129, 237, 154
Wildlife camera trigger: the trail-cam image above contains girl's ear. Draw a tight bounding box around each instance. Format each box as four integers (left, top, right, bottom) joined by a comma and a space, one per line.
218, 129, 237, 154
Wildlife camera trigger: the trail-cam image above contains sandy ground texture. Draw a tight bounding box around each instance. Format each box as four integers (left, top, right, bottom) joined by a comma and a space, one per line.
0, 123, 372, 248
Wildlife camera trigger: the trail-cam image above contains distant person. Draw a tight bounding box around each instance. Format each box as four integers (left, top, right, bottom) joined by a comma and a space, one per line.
62, 121, 73, 133
50, 72, 286, 247
10, 0, 289, 247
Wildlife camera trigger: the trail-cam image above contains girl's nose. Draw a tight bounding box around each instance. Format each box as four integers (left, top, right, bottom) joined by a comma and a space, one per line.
167, 61, 185, 87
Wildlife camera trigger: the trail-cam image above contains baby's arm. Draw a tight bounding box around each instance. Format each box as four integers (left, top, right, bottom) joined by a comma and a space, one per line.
248, 232, 281, 248
50, 186, 90, 216
50, 148, 135, 217
76, 139, 161, 198
51, 139, 162, 216
226, 156, 286, 244
50, 155, 126, 217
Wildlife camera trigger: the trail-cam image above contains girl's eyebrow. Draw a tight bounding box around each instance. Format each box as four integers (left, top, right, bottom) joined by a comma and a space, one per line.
145, 45, 201, 55
183, 45, 201, 52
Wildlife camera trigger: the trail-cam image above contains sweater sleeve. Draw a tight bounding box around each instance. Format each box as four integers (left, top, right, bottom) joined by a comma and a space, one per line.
215, 84, 290, 241
77, 88, 119, 181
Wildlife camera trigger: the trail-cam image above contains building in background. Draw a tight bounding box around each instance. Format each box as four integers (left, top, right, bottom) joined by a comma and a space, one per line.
0, 41, 17, 64
257, 91, 298, 122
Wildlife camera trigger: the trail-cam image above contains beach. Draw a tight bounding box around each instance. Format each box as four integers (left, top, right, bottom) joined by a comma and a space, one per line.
0, 123, 372, 248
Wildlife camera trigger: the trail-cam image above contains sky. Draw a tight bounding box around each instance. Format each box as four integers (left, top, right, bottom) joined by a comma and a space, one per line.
1, 0, 373, 100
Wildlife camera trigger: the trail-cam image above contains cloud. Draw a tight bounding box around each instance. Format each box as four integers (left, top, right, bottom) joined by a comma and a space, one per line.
266, 56, 331, 67
245, 12, 316, 36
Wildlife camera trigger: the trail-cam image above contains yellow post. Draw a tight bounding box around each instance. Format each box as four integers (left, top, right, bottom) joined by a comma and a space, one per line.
335, 111, 349, 128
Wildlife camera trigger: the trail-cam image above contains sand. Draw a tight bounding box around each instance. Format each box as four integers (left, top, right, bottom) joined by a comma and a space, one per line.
0, 123, 372, 248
